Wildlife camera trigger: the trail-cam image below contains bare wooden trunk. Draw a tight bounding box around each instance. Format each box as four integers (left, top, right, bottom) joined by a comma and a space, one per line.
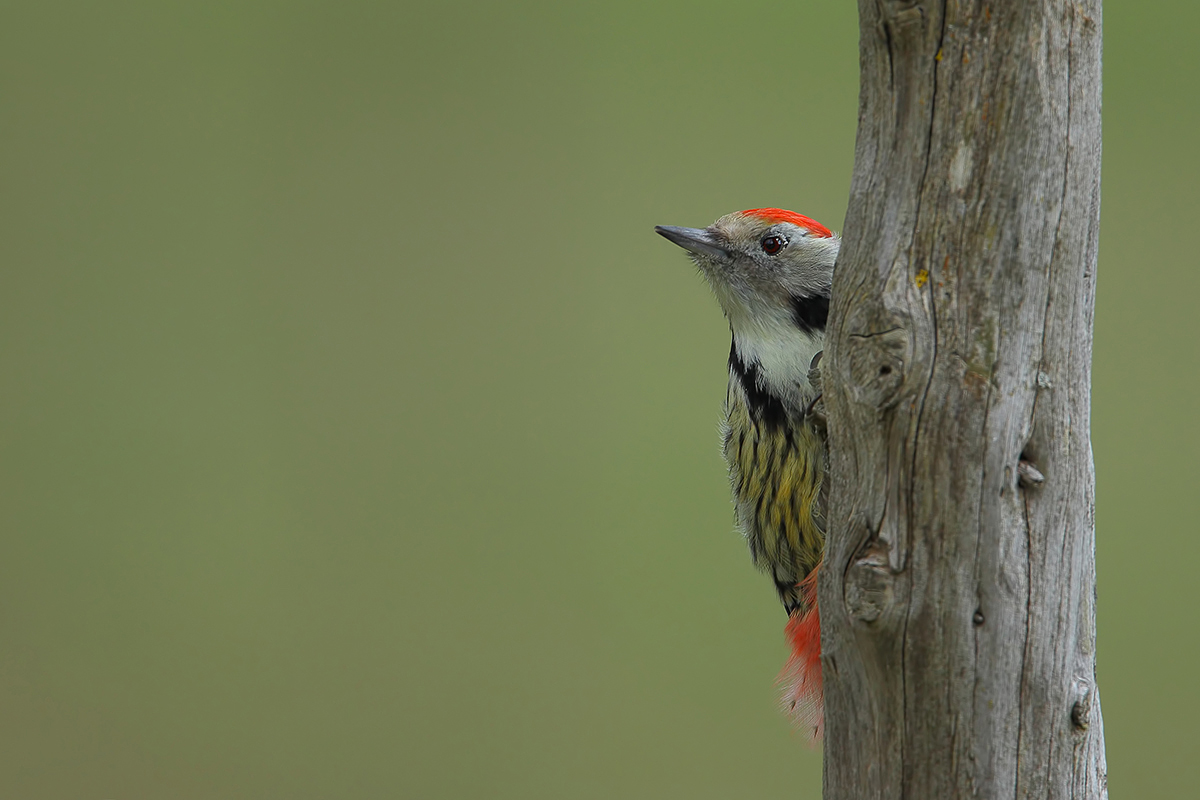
820, 1, 1106, 797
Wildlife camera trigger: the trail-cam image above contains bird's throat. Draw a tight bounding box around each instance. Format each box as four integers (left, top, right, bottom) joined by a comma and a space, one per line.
729, 322, 823, 415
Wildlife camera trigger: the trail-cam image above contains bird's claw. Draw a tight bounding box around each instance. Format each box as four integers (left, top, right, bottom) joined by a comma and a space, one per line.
806, 351, 827, 432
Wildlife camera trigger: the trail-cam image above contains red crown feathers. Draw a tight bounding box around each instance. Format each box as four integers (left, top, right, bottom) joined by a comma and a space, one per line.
742, 208, 833, 239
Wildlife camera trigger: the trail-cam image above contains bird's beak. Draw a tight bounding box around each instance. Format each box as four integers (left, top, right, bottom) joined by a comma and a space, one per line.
655, 225, 729, 259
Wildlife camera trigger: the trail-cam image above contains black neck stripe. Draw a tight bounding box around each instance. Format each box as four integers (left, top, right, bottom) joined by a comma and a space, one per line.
789, 293, 829, 334
729, 341, 789, 430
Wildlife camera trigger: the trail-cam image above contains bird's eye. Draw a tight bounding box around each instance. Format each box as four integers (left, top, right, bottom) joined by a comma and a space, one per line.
760, 235, 786, 255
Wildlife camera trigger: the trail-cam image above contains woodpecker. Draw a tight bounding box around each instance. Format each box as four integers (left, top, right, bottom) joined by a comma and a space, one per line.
655, 208, 837, 739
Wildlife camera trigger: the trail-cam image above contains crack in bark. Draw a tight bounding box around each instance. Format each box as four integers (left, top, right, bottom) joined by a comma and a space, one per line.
849, 327, 905, 341
881, 0, 896, 90
1014, 488, 1034, 799
909, 1, 948, 248
896, 4, 950, 790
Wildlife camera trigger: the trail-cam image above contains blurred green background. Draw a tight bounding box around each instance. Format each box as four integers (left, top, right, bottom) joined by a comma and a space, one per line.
1, 2, 1195, 797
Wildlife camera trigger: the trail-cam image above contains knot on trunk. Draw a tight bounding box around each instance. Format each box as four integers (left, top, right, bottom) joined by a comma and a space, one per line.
1071, 677, 1094, 731
844, 542, 896, 624
845, 327, 910, 411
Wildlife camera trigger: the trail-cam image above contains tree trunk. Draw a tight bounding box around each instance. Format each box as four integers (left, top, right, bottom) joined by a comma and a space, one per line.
820, 1, 1106, 798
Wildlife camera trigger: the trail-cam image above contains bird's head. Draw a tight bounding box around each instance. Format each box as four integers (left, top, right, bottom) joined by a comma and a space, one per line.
656, 208, 839, 403
655, 208, 839, 339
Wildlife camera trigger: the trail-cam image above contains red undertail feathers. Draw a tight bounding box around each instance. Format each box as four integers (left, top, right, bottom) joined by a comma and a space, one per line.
779, 568, 823, 742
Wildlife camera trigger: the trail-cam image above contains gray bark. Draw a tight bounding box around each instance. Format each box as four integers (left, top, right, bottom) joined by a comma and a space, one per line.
820, 1, 1106, 798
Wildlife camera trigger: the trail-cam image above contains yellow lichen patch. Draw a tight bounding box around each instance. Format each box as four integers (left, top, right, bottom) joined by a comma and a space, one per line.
915, 268, 929, 288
